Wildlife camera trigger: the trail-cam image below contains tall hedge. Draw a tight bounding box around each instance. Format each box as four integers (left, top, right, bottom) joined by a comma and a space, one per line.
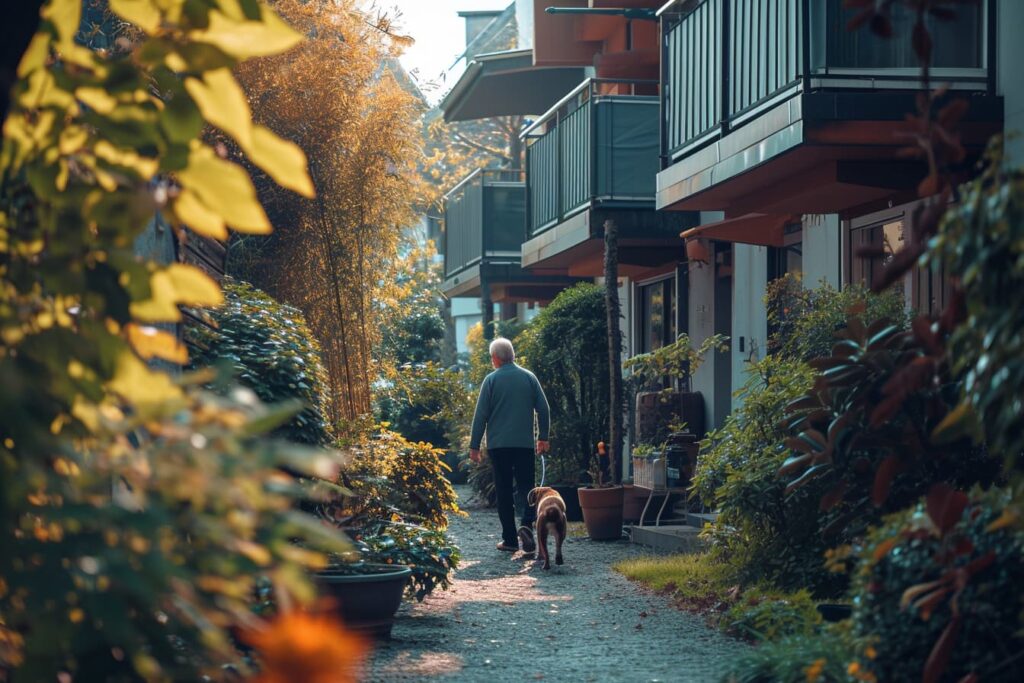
516, 283, 609, 484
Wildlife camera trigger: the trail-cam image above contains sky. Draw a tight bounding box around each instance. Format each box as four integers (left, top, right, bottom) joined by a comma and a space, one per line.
387, 0, 511, 102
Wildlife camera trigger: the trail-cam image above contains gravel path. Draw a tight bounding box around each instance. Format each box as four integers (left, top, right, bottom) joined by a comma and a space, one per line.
364, 486, 742, 682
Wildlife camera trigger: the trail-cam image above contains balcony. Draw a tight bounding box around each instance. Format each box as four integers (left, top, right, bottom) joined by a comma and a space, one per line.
522, 78, 697, 276
442, 169, 579, 302
657, 0, 1002, 217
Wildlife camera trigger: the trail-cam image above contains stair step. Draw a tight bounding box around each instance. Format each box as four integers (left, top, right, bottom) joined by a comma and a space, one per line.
629, 524, 706, 553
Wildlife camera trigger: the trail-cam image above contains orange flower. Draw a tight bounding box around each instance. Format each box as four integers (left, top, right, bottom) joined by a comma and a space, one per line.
242, 611, 368, 683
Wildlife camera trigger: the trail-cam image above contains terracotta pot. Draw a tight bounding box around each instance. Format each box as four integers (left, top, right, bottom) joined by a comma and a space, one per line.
551, 484, 584, 521
622, 484, 646, 524
316, 563, 412, 638
577, 485, 624, 540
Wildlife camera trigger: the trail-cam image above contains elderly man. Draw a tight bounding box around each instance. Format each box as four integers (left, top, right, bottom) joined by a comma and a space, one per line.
469, 337, 551, 553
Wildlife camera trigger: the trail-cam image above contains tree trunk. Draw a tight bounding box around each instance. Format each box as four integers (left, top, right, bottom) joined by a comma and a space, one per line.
603, 219, 624, 485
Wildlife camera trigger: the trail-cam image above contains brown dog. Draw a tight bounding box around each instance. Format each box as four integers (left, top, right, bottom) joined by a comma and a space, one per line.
527, 487, 567, 570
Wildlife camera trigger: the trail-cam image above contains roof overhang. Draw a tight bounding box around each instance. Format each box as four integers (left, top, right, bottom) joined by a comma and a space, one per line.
681, 213, 799, 248
439, 48, 588, 122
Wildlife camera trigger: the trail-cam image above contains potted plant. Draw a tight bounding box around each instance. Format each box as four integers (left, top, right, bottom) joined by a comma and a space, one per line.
316, 561, 413, 639
577, 442, 624, 540
316, 520, 461, 638
623, 442, 658, 523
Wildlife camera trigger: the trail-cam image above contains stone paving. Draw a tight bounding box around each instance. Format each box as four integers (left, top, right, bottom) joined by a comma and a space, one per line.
364, 486, 742, 682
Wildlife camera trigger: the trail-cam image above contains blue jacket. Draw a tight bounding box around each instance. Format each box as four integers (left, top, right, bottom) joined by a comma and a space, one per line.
469, 362, 550, 451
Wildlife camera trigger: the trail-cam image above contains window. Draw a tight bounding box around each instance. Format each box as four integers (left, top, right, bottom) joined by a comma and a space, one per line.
849, 219, 907, 300
848, 210, 949, 317
769, 224, 804, 280
826, 0, 982, 70
637, 277, 676, 354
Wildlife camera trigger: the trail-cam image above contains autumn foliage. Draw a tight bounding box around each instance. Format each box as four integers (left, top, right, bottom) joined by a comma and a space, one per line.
232, 0, 424, 423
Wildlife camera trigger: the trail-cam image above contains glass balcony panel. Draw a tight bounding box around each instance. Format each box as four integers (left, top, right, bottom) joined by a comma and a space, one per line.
444, 169, 525, 279
823, 0, 982, 70
526, 80, 659, 236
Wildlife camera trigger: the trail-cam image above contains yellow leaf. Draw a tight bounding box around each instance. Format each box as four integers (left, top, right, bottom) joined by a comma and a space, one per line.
42, 0, 82, 46
109, 0, 162, 34
176, 145, 270, 233
108, 351, 182, 407
184, 68, 253, 148
184, 68, 313, 198
76, 87, 119, 115
126, 324, 188, 364
93, 141, 159, 178
171, 189, 227, 239
164, 263, 222, 307
17, 33, 50, 78
986, 508, 1019, 533
248, 125, 314, 198
130, 264, 223, 322
189, 10, 303, 59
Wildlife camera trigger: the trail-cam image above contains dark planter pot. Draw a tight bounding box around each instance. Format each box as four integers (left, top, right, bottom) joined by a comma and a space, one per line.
622, 484, 646, 524
551, 485, 583, 522
577, 485, 624, 540
316, 563, 412, 638
816, 603, 852, 623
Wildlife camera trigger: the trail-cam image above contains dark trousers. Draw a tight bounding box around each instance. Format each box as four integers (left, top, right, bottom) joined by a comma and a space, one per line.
489, 447, 536, 545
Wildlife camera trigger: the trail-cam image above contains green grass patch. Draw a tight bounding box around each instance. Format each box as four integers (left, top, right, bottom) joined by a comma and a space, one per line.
614, 552, 824, 642
614, 552, 734, 602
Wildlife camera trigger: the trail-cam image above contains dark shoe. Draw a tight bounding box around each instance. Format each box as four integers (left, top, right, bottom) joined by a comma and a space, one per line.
518, 526, 536, 553
496, 541, 518, 552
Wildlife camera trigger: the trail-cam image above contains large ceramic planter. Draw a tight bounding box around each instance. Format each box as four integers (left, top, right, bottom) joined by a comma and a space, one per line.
316, 563, 412, 638
551, 484, 583, 521
577, 485, 624, 540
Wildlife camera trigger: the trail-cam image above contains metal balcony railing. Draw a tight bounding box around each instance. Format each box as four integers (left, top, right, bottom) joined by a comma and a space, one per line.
524, 78, 660, 237
443, 168, 525, 279
661, 0, 994, 163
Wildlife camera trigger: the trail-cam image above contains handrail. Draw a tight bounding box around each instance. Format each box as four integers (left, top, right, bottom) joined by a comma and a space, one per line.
660, 0, 992, 164
443, 167, 524, 201
521, 78, 660, 139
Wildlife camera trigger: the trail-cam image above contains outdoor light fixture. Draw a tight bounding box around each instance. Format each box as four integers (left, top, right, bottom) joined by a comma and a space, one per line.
544, 7, 658, 21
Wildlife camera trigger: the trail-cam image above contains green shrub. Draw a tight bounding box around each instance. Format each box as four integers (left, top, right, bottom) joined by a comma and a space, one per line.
693, 356, 837, 593
723, 589, 822, 642
375, 361, 473, 452
515, 283, 609, 485
931, 157, 1024, 474
851, 487, 1024, 683
187, 279, 332, 445
341, 428, 461, 531
766, 273, 908, 362
351, 520, 461, 601
723, 625, 866, 683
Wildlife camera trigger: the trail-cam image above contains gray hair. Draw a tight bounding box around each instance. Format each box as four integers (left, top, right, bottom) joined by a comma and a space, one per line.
489, 337, 515, 363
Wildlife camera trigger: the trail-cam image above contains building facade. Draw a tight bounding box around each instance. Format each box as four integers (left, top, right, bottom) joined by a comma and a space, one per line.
439, 0, 1022, 473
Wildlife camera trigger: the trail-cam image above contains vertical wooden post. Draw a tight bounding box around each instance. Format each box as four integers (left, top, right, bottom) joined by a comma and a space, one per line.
604, 219, 624, 485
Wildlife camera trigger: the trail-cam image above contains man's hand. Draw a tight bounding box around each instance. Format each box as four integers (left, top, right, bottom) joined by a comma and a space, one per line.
536, 440, 550, 454
469, 448, 482, 464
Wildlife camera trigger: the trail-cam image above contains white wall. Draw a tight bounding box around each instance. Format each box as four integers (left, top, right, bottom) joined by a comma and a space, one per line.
802, 214, 842, 288
687, 253, 718, 427
451, 297, 482, 355
730, 244, 768, 411
999, 0, 1024, 167
515, 0, 534, 49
